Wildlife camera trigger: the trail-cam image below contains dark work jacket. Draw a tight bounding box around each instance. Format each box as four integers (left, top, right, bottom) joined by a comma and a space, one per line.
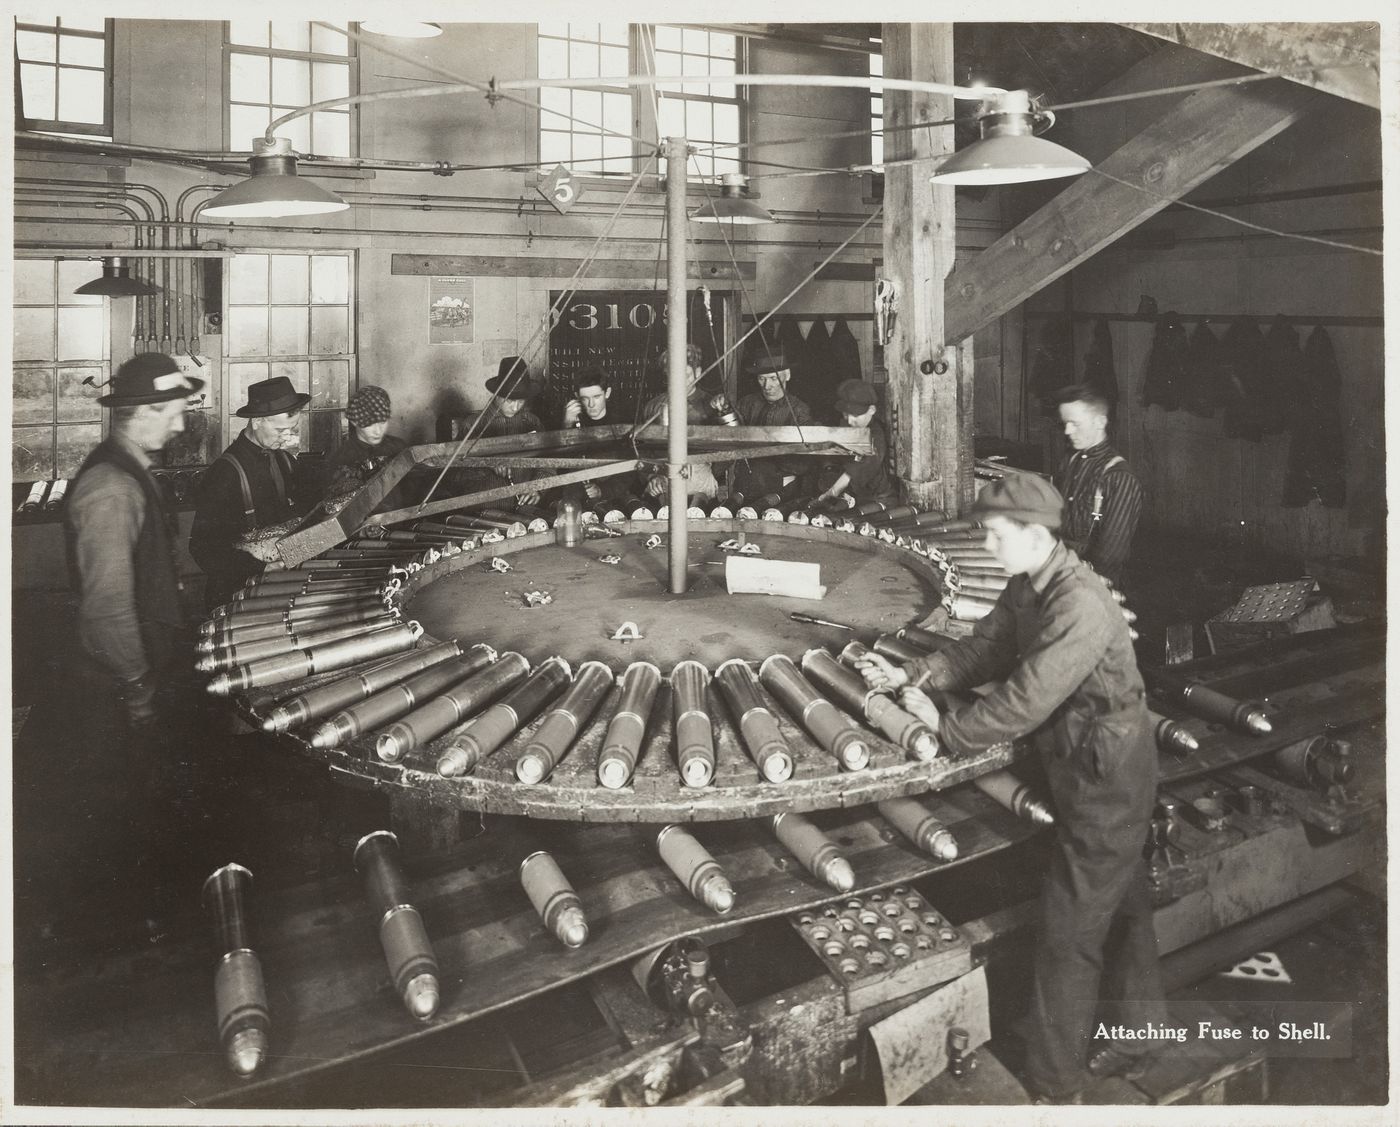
842, 417, 893, 503
1052, 441, 1142, 586
1142, 312, 1189, 412
902, 542, 1153, 798
1259, 315, 1304, 436
65, 437, 182, 678
1221, 317, 1267, 440
802, 318, 836, 419
828, 318, 863, 385
1183, 319, 1225, 417
190, 431, 315, 608
1282, 327, 1347, 508
327, 430, 408, 493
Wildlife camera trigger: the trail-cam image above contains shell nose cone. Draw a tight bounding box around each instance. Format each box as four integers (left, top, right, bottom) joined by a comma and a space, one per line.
405, 974, 440, 1021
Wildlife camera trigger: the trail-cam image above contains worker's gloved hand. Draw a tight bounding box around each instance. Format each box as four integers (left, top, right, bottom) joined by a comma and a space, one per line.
119, 676, 159, 731
516, 491, 542, 507
644, 475, 667, 498
852, 652, 909, 692
898, 685, 942, 732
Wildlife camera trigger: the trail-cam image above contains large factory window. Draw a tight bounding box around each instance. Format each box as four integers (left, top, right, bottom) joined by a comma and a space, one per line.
14, 17, 113, 139
225, 20, 355, 157
11, 260, 108, 482
869, 44, 883, 170
536, 23, 744, 180
225, 251, 355, 456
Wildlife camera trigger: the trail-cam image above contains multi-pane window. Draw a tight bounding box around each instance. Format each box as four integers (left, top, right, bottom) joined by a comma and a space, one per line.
651, 26, 741, 181
226, 21, 354, 156
869, 45, 884, 170
225, 252, 355, 456
12, 260, 108, 482
536, 23, 743, 180
536, 23, 634, 175
14, 17, 113, 138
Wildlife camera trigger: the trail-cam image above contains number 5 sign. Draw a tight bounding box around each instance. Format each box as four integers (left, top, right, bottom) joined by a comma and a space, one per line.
537, 164, 582, 214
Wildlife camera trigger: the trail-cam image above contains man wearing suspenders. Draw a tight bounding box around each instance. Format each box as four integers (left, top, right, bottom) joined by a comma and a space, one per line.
1052, 384, 1144, 587
190, 376, 316, 609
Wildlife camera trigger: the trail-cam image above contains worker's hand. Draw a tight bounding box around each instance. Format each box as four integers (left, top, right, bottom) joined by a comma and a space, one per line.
897, 685, 941, 732
852, 651, 908, 692
584, 481, 602, 501
644, 475, 667, 498
516, 490, 542, 507
119, 677, 158, 731
563, 399, 583, 427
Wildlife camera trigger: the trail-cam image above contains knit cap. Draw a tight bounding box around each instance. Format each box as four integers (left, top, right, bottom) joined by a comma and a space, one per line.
346, 385, 392, 428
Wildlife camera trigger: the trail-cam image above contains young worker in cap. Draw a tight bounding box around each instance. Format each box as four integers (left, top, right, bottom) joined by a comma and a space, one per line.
560, 367, 631, 508
190, 375, 319, 608
326, 384, 408, 495
852, 473, 1167, 1104
813, 378, 892, 507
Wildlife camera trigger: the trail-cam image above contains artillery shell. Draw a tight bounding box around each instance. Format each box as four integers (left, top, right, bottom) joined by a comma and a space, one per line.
519, 851, 589, 948
656, 824, 734, 914
201, 864, 268, 1078
877, 797, 959, 860
772, 812, 855, 892
972, 769, 1055, 826
715, 659, 793, 784
759, 654, 869, 771
1150, 710, 1200, 758
897, 626, 953, 654
1178, 683, 1272, 735
872, 634, 928, 665
354, 831, 440, 1021
377, 652, 529, 764
516, 660, 614, 784
597, 662, 661, 789
207, 622, 421, 696
437, 657, 571, 777
672, 660, 716, 788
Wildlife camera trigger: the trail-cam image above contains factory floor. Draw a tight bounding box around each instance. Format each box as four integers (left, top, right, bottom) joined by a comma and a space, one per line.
6, 524, 1388, 1108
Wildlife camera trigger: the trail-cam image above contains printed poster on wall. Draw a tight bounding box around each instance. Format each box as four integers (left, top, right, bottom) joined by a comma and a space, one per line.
429, 277, 474, 344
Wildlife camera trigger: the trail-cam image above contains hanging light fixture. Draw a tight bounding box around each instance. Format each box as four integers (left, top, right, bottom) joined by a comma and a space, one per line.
930, 90, 1090, 186
73, 256, 161, 297
689, 173, 774, 225
203, 137, 350, 220
359, 21, 442, 38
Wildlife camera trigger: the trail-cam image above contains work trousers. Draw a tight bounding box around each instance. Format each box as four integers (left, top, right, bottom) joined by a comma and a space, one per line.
1023, 734, 1168, 1099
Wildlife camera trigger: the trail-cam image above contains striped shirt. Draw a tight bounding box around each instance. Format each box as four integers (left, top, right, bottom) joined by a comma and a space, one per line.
1052, 440, 1142, 586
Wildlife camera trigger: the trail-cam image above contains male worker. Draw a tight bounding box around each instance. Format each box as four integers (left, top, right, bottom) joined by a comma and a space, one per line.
1052, 383, 1143, 586
812, 378, 892, 507
326, 384, 408, 496
479, 355, 545, 506
639, 343, 722, 502
561, 367, 630, 508
852, 474, 1167, 1104
50, 353, 201, 937
190, 375, 318, 609
733, 351, 816, 503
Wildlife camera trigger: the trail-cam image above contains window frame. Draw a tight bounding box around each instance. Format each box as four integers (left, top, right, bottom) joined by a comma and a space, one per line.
14, 17, 115, 139
222, 20, 358, 157
535, 22, 748, 182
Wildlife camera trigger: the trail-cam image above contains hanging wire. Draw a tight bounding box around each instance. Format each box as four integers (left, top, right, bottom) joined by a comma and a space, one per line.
1087, 166, 1383, 257
418, 149, 662, 509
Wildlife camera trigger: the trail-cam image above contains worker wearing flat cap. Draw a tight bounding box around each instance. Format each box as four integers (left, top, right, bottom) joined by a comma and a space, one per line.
326, 384, 408, 496
812, 379, 892, 507
853, 473, 1167, 1104
190, 375, 320, 608
47, 354, 202, 937
733, 350, 816, 504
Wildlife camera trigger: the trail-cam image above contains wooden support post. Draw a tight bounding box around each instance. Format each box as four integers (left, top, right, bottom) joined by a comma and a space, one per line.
881, 23, 973, 516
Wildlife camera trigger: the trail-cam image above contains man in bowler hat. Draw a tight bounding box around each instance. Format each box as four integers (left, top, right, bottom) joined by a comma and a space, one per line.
732, 351, 816, 503
190, 375, 318, 608
852, 474, 1168, 1103
478, 355, 545, 505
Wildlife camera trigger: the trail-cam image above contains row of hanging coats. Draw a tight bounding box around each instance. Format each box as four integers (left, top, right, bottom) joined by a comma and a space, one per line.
1031, 314, 1347, 509
739, 315, 862, 412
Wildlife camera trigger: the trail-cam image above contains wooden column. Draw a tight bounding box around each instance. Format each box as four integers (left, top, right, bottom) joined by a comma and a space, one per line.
881, 23, 973, 516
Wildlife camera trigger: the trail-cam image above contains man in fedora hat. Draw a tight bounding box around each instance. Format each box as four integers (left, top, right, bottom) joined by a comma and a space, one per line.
733, 350, 816, 503
190, 374, 318, 608
476, 355, 545, 505
852, 474, 1167, 1104
813, 378, 892, 507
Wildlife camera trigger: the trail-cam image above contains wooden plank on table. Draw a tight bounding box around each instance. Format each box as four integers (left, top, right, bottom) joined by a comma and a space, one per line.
390, 254, 756, 281
942, 82, 1313, 344
1124, 22, 1380, 108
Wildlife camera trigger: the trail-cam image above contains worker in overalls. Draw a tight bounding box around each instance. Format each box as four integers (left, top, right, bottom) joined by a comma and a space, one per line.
851, 473, 1168, 1103
1052, 383, 1143, 586
190, 376, 317, 609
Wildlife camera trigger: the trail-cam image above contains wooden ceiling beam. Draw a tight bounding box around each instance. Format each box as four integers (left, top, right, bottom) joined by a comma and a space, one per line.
1123, 23, 1380, 108
942, 81, 1314, 345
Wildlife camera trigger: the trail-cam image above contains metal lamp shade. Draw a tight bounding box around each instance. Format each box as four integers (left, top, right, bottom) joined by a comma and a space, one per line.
204, 139, 350, 219
74, 257, 161, 297
690, 174, 774, 225
931, 91, 1090, 186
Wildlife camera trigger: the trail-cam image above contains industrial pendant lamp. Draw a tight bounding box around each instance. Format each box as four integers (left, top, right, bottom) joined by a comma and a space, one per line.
73, 256, 161, 297
690, 173, 774, 225
359, 21, 442, 38
203, 137, 350, 220
930, 90, 1090, 186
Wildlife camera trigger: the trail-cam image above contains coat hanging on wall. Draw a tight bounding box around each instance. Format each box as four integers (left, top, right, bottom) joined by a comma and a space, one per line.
1259, 315, 1305, 437
828, 317, 863, 384
1221, 317, 1267, 441
1081, 317, 1119, 406
777, 315, 810, 396
801, 317, 837, 419
1282, 327, 1347, 508
1184, 318, 1225, 418
1029, 317, 1073, 417
1142, 311, 1189, 412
